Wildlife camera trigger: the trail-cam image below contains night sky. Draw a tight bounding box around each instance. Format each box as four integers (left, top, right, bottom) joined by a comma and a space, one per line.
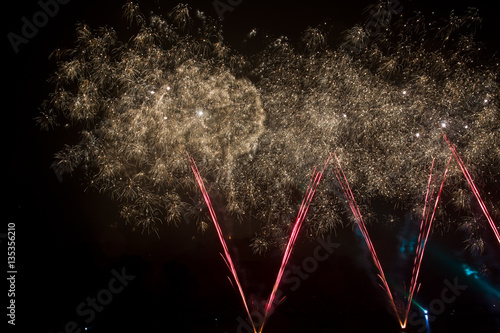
4, 0, 500, 332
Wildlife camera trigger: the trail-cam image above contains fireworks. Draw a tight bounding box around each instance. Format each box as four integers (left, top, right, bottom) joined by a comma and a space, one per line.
246, 3, 499, 251
39, 2, 498, 247
188, 153, 257, 333
444, 133, 500, 246
260, 155, 331, 332
189, 152, 329, 332
39, 3, 265, 235
402, 155, 451, 328
38, 3, 499, 328
332, 152, 402, 325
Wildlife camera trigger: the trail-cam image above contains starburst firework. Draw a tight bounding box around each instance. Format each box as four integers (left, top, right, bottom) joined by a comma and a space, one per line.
39, 2, 499, 252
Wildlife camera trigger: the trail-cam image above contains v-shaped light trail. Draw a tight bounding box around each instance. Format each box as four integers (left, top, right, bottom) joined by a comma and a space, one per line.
188, 152, 331, 333
332, 152, 450, 328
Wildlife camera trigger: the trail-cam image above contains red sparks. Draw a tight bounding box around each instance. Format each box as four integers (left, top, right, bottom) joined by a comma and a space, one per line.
188, 153, 330, 333
401, 156, 451, 328
331, 152, 403, 326
443, 133, 500, 246
332, 152, 451, 329
188, 144, 486, 331
187, 153, 257, 333
259, 155, 331, 332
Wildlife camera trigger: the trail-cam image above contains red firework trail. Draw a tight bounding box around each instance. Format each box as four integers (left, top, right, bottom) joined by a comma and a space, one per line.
332, 152, 451, 328
402, 156, 451, 328
259, 154, 331, 333
443, 133, 500, 246
332, 152, 403, 326
187, 153, 257, 333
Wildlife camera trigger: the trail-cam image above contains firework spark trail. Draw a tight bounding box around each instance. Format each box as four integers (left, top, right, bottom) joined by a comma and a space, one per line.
443, 133, 500, 246
402, 156, 451, 328
406, 159, 437, 306
259, 154, 331, 333
187, 153, 257, 333
407, 159, 437, 312
332, 153, 403, 327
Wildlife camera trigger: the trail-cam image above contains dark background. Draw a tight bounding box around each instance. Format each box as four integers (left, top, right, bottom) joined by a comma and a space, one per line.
3, 0, 500, 332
